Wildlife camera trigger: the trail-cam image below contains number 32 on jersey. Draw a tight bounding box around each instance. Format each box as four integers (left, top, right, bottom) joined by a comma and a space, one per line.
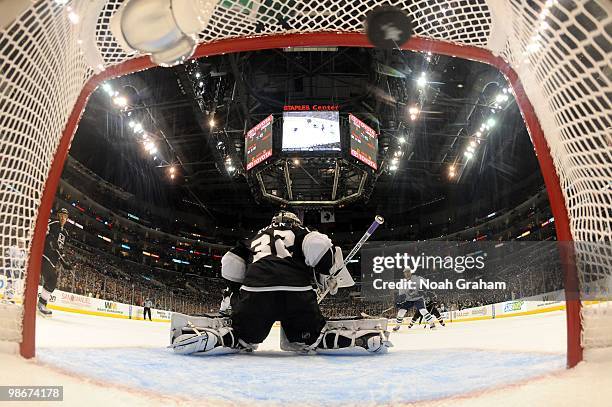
251, 230, 295, 262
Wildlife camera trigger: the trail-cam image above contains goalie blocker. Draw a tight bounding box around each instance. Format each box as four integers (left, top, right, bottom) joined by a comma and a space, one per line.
170, 312, 392, 355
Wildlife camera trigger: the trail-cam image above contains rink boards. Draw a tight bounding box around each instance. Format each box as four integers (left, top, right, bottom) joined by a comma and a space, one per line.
39, 287, 171, 322
38, 286, 595, 326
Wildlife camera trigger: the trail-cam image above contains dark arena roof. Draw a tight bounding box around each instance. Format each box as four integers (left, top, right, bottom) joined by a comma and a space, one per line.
67, 47, 545, 239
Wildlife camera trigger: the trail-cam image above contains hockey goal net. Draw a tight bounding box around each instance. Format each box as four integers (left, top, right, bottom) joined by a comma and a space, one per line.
0, 0, 610, 367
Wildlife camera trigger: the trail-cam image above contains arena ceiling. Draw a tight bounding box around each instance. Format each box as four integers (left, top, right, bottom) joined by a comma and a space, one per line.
67, 47, 545, 233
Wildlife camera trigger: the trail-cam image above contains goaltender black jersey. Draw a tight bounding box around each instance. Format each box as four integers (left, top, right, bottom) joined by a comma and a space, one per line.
221, 222, 334, 291
43, 220, 68, 267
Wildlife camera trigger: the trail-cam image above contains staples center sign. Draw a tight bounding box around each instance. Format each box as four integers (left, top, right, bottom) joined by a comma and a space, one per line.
283, 104, 340, 111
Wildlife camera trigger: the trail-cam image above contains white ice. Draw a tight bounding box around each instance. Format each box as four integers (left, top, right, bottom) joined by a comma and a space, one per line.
0, 310, 611, 406
282, 116, 340, 150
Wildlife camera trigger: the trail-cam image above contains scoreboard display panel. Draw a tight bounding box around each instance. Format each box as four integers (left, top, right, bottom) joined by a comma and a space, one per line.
245, 115, 273, 171
349, 114, 378, 169
282, 111, 341, 152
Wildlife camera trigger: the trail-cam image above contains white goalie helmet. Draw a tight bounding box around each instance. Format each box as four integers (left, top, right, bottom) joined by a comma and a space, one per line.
271, 210, 301, 226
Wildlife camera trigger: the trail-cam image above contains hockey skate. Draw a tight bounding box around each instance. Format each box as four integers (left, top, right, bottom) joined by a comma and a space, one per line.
37, 299, 52, 317
392, 324, 401, 332
37, 294, 52, 316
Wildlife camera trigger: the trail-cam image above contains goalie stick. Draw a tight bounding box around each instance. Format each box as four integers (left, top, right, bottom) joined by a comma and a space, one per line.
317, 215, 384, 303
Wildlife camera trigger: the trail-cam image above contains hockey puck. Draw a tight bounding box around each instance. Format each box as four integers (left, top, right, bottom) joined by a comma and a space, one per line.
365, 6, 412, 49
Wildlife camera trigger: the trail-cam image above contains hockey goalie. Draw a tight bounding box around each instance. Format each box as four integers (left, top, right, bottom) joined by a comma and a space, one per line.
170, 211, 392, 355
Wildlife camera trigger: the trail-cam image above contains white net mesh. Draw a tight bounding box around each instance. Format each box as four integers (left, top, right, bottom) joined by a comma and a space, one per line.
0, 0, 610, 354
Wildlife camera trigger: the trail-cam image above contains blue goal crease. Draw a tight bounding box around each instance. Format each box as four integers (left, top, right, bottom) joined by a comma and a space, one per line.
38, 347, 565, 404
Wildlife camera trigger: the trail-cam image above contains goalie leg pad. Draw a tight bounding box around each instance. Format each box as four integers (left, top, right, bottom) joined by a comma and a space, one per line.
170, 312, 251, 355
313, 318, 392, 355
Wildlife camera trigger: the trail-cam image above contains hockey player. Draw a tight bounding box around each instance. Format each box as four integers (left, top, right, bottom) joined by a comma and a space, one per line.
408, 293, 446, 328
38, 208, 73, 316
170, 211, 391, 355
393, 268, 437, 331
3, 234, 27, 302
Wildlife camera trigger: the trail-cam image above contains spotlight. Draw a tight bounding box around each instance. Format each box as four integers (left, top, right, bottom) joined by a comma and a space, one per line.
227, 165, 236, 172
408, 106, 419, 115
416, 72, 427, 87
170, 174, 175, 179
209, 118, 215, 127
112, 95, 128, 108
391, 158, 399, 165
470, 140, 477, 147
128, 121, 135, 128
449, 171, 456, 178
464, 151, 474, 159
410, 114, 417, 121
101, 83, 114, 95
195, 72, 201, 79
495, 94, 509, 103
293, 158, 300, 165
487, 117, 496, 127
389, 164, 398, 171
399, 136, 406, 144
169, 166, 176, 174
133, 122, 143, 133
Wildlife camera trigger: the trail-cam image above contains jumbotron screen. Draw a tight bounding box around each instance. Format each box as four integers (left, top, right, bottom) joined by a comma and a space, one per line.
245, 115, 273, 171
349, 114, 378, 169
282, 111, 341, 151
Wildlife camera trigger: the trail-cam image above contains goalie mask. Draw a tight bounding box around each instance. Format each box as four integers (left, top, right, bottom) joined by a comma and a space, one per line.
272, 211, 301, 226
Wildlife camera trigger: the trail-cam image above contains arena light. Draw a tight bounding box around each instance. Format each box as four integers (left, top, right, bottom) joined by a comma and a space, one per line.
112, 95, 128, 108
470, 140, 477, 148
389, 164, 398, 171
495, 94, 509, 103
398, 136, 406, 144
195, 72, 201, 79
416, 72, 427, 87
408, 106, 419, 115
464, 151, 474, 160
209, 117, 215, 128
170, 174, 175, 179
293, 158, 300, 165
227, 165, 236, 172
169, 166, 176, 174
101, 83, 114, 95
487, 117, 496, 127
110, 0, 217, 67
391, 157, 399, 165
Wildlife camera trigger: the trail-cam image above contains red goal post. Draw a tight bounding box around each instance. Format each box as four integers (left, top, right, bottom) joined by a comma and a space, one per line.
0, 1, 609, 369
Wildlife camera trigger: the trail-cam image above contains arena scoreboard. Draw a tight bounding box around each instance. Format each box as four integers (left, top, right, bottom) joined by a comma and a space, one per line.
349, 114, 378, 169
245, 115, 273, 170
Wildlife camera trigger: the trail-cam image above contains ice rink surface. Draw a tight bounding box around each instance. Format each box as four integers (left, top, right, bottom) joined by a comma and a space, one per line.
1, 310, 611, 406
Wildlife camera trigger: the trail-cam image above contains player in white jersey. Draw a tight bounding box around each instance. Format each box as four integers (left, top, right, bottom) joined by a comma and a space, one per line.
393, 268, 437, 331
2, 237, 27, 302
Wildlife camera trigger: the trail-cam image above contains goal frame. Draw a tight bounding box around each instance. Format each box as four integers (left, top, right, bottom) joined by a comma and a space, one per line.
19, 32, 582, 367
